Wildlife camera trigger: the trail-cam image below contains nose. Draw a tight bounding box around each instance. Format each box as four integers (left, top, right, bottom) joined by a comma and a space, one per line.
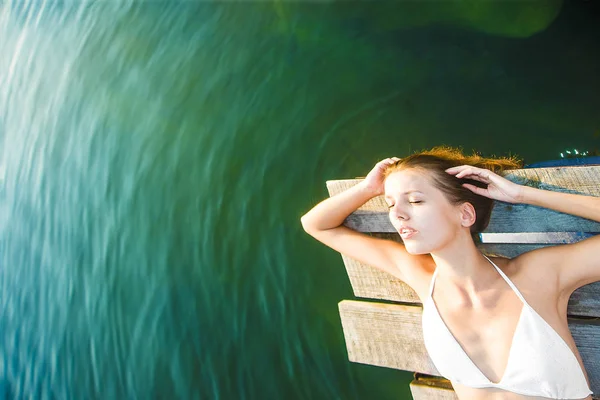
390, 204, 408, 220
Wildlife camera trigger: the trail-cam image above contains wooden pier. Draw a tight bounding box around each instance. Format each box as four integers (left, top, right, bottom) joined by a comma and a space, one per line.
326, 164, 600, 399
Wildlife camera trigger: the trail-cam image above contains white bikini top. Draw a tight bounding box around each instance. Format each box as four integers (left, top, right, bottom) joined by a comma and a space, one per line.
421, 254, 593, 398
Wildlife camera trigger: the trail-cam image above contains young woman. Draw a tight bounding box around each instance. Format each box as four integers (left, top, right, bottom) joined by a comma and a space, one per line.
300, 146, 598, 399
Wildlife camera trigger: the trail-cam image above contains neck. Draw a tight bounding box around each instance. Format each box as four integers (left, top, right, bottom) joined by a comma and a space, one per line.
430, 234, 498, 296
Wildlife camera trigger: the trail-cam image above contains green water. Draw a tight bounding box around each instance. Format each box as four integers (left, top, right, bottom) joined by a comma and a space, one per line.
0, 1, 599, 399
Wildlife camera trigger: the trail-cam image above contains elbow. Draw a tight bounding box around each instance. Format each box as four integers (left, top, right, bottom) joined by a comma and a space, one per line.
300, 215, 319, 234
301, 215, 337, 235
300, 215, 311, 232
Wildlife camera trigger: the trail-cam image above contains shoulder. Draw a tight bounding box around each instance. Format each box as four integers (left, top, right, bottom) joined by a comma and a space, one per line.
499, 248, 562, 301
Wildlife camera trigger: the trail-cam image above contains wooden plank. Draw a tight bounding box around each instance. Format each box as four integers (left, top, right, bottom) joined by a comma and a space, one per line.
340, 234, 600, 318
481, 232, 596, 244
338, 299, 600, 395
410, 374, 457, 400
338, 301, 436, 374
340, 250, 420, 304
325, 165, 600, 233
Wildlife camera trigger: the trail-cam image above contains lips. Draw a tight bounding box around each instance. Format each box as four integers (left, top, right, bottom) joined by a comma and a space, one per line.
399, 227, 418, 239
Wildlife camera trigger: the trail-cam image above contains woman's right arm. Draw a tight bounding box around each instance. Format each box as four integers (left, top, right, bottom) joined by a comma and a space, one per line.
300, 158, 433, 287
300, 180, 380, 231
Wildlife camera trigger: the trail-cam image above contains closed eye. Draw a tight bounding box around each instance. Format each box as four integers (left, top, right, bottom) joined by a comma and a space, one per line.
387, 201, 422, 208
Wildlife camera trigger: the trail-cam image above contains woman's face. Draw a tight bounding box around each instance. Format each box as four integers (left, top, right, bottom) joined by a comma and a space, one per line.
383, 169, 462, 254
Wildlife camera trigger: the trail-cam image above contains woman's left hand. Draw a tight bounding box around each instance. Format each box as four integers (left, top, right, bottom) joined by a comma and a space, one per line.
445, 165, 525, 204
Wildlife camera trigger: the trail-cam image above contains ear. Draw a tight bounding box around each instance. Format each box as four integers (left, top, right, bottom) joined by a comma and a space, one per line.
459, 202, 477, 228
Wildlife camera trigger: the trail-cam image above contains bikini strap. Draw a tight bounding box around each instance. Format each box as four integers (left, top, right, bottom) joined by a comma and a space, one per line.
482, 254, 529, 306
428, 268, 438, 297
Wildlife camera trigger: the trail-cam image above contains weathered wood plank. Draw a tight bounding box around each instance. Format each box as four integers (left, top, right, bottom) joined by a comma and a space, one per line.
338, 300, 600, 395
340, 250, 420, 304
326, 165, 600, 233
340, 234, 600, 318
338, 301, 435, 373
410, 374, 457, 400
481, 232, 596, 244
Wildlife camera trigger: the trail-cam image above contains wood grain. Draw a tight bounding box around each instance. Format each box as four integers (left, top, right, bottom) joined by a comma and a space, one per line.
339, 300, 600, 396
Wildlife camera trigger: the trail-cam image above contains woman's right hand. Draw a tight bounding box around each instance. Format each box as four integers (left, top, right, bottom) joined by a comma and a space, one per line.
362, 157, 401, 196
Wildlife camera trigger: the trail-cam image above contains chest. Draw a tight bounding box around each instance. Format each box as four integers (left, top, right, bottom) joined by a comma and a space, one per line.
432, 275, 568, 384
440, 297, 521, 382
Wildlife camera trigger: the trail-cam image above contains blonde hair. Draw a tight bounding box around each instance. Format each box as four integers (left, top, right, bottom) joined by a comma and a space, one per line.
382, 145, 524, 243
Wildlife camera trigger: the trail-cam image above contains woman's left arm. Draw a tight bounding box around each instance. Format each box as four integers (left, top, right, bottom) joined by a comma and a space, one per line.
445, 164, 600, 295
521, 185, 600, 294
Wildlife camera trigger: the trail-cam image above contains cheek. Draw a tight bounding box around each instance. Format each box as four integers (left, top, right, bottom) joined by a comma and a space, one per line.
419, 212, 453, 237
388, 214, 400, 231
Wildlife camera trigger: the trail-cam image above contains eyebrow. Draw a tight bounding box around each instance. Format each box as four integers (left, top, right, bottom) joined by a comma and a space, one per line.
384, 190, 423, 199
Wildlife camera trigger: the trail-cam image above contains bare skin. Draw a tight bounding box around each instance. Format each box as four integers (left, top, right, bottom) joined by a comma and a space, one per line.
411, 254, 592, 400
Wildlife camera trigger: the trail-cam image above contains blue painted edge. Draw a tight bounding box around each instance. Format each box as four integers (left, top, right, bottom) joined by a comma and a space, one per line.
524, 156, 600, 168
478, 156, 600, 242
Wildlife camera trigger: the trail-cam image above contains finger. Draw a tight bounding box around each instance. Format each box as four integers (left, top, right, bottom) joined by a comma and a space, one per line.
456, 167, 490, 181
462, 183, 486, 196
458, 172, 490, 183
455, 166, 477, 177
445, 165, 468, 174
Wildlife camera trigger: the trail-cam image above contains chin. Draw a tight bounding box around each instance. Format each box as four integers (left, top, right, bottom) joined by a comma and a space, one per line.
403, 242, 430, 255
